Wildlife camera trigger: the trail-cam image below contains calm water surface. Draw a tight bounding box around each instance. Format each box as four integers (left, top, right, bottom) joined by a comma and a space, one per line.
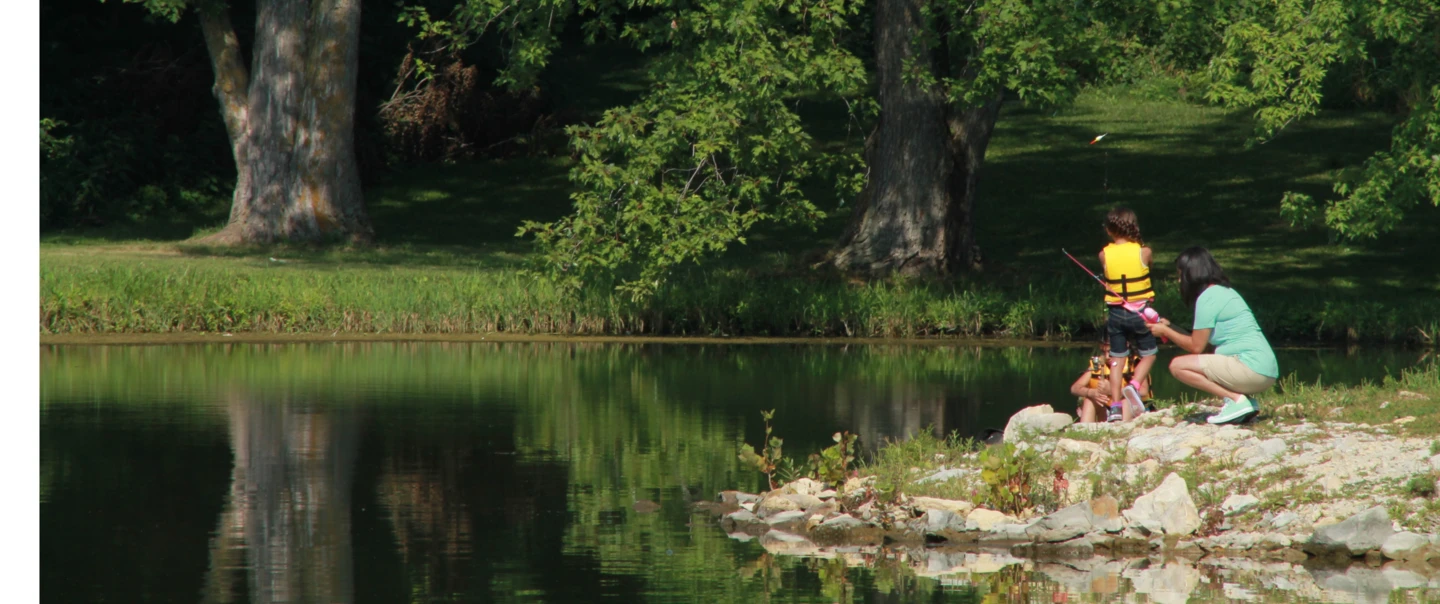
39, 341, 1433, 602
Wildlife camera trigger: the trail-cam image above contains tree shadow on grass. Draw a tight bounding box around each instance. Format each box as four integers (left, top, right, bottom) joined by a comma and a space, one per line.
972, 97, 1439, 300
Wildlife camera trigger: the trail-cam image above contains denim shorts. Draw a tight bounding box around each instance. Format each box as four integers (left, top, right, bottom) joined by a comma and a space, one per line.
1107, 305, 1158, 357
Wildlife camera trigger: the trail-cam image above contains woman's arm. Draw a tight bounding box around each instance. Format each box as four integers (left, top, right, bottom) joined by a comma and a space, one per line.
1151, 320, 1211, 354
1069, 372, 1111, 404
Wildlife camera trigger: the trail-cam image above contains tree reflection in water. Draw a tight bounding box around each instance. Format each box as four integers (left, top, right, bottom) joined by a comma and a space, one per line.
202, 393, 359, 604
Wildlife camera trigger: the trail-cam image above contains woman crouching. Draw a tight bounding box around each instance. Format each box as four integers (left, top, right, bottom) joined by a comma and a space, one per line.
1147, 247, 1279, 425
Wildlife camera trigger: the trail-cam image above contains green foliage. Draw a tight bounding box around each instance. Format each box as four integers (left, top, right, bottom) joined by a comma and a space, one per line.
397, 0, 580, 90
977, 443, 1042, 516
1431, 440, 1440, 457
926, 0, 1108, 108
1281, 86, 1440, 238
520, 0, 868, 298
1207, 0, 1440, 239
809, 431, 858, 486
102, 0, 190, 22
1404, 474, 1438, 499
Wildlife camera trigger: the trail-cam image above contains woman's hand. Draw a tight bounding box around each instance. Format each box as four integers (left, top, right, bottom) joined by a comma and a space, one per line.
1090, 389, 1111, 405
1147, 320, 1170, 338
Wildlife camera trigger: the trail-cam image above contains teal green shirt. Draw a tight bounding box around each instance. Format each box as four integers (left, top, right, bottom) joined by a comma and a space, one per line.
1193, 285, 1279, 378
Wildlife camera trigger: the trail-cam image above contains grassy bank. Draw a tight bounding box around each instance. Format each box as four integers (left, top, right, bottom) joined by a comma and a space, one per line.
39, 245, 1440, 343
40, 88, 1440, 343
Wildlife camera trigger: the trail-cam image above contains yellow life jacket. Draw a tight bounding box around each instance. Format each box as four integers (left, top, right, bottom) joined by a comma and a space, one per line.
1086, 355, 1142, 389
1101, 242, 1154, 304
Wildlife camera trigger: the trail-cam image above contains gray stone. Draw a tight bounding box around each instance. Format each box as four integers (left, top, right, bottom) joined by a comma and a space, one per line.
719, 490, 760, 505
924, 509, 966, 534
1222, 494, 1261, 516
1003, 404, 1075, 442
720, 509, 767, 535
980, 522, 1034, 542
765, 510, 807, 525
1026, 502, 1096, 543
782, 493, 824, 511
1122, 472, 1201, 536
820, 514, 865, 530
1429, 454, 1440, 472
809, 513, 884, 546
1380, 531, 1430, 561
1270, 511, 1300, 530
724, 509, 757, 524
755, 495, 800, 517
1305, 506, 1395, 557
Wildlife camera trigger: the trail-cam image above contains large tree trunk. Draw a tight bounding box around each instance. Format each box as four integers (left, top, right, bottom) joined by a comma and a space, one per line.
196, 0, 372, 245
831, 0, 1000, 276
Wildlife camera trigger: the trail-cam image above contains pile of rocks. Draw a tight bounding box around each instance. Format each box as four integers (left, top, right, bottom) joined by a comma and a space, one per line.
709, 403, 1440, 573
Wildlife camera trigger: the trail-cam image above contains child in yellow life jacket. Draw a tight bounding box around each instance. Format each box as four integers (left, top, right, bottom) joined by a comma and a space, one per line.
1069, 337, 1152, 422
1098, 207, 1159, 422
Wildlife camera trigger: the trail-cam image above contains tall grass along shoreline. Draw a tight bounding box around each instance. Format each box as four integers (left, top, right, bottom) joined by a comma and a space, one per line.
40, 256, 1440, 346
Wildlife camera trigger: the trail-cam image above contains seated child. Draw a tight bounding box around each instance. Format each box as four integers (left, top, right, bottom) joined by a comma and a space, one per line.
1069, 337, 1152, 423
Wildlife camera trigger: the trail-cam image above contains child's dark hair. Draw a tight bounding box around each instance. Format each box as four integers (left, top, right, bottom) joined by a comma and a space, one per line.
1104, 207, 1143, 244
1176, 246, 1232, 310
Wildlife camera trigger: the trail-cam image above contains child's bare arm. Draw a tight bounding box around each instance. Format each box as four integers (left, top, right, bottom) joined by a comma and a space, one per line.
1068, 372, 1091, 398
1141, 246, 1153, 267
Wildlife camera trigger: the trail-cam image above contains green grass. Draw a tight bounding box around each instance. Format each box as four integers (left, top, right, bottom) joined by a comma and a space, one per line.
39, 85, 1440, 342
1264, 361, 1440, 436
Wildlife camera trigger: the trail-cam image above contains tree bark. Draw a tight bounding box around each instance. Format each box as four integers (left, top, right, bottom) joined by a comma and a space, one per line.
196, 0, 373, 245
831, 0, 1001, 276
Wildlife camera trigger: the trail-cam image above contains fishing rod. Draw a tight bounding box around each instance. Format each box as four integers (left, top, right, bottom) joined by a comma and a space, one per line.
1061, 248, 1129, 302
1061, 248, 1168, 342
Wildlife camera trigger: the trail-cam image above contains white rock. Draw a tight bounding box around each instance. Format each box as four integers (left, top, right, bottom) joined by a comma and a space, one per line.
781, 477, 825, 497
1123, 472, 1201, 536
910, 496, 974, 516
1003, 404, 1075, 442
966, 508, 1017, 531
783, 493, 824, 511
1380, 531, 1430, 561
1222, 494, 1261, 516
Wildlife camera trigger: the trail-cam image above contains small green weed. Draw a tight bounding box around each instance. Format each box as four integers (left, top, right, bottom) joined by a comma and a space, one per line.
739, 409, 791, 490
978, 443, 1048, 516
1404, 474, 1438, 499
809, 431, 858, 486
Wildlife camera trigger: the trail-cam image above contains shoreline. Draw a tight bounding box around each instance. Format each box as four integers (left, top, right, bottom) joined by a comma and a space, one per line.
37, 331, 1390, 351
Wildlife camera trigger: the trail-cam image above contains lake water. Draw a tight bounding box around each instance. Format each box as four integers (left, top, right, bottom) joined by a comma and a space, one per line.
40, 341, 1435, 602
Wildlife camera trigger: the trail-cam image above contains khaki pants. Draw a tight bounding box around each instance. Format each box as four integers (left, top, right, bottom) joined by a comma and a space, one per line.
1197, 354, 1275, 395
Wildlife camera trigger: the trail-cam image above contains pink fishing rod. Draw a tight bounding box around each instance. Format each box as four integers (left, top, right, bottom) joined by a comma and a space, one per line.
1061, 248, 1167, 341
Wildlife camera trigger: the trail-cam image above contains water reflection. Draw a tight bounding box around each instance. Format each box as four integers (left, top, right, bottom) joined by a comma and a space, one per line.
202, 393, 359, 604
38, 342, 1434, 603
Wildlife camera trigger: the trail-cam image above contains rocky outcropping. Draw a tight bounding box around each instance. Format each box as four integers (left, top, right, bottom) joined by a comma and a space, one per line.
712, 403, 1440, 569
